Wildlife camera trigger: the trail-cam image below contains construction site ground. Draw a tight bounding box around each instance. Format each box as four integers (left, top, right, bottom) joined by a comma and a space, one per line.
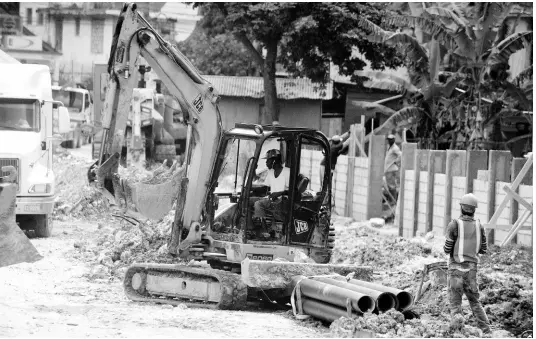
0, 145, 532, 338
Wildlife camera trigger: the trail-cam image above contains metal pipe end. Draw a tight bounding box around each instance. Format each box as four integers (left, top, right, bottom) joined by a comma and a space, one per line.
354, 296, 375, 314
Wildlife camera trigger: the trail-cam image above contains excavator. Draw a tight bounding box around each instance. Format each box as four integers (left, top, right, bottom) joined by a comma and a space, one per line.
87, 3, 367, 310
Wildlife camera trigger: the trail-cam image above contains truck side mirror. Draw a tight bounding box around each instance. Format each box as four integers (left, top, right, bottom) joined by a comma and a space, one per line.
55, 106, 71, 134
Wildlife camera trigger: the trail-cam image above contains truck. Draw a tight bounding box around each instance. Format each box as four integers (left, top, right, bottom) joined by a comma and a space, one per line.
51, 85, 93, 149
0, 63, 70, 238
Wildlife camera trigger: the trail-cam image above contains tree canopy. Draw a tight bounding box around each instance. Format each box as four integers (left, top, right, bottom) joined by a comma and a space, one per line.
177, 25, 260, 77
192, 2, 404, 123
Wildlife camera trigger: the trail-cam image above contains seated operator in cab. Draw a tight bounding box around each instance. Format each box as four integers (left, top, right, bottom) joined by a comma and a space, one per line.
251, 149, 290, 236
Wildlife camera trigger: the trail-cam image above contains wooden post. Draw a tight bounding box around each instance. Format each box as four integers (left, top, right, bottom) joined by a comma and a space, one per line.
413, 150, 429, 237
444, 150, 467, 230
466, 150, 488, 193
487, 151, 513, 245
426, 151, 446, 233
366, 135, 386, 219
396, 143, 417, 237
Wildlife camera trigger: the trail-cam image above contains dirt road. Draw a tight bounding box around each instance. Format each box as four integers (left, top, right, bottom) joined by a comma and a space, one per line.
0, 220, 326, 338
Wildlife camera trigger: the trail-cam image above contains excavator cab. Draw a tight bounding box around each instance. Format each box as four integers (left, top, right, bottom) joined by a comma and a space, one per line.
206, 123, 333, 264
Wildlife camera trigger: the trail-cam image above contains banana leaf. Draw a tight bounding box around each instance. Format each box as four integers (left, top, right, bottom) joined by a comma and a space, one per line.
349, 101, 396, 116
512, 65, 532, 87
487, 31, 533, 66
424, 6, 469, 27
474, 3, 514, 55
354, 70, 419, 93
382, 15, 458, 52
502, 82, 532, 111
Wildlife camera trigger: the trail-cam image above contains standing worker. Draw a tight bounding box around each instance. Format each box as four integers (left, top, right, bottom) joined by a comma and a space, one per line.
384, 134, 401, 203
443, 193, 491, 334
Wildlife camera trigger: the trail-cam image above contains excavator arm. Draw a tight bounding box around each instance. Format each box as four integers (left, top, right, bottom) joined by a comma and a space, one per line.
92, 3, 223, 254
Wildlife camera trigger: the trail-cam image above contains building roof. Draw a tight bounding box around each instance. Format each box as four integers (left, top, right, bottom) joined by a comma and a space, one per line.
202, 75, 333, 100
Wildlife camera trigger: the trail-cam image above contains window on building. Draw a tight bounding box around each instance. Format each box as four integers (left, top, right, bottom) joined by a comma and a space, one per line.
54, 19, 63, 52
91, 19, 105, 54
75, 18, 80, 36
38, 12, 44, 25
26, 8, 32, 25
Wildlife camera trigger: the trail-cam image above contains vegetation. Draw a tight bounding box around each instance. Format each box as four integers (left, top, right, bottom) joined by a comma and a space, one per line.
356, 2, 533, 151
191, 2, 404, 123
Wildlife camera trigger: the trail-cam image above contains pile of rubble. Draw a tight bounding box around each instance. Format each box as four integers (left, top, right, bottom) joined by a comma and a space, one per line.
328, 219, 533, 337
330, 310, 485, 338
71, 209, 181, 280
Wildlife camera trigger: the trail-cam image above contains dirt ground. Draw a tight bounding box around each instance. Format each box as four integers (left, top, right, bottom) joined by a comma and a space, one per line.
1, 144, 532, 338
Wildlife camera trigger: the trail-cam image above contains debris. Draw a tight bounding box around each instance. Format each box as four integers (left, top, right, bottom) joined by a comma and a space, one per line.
370, 218, 385, 228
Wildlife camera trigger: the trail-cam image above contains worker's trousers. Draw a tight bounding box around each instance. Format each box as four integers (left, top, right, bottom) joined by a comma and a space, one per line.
384, 170, 400, 202
448, 262, 491, 333
253, 197, 287, 223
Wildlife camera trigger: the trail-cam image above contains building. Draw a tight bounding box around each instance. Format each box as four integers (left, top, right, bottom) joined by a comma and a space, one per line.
10, 2, 200, 85
203, 75, 333, 131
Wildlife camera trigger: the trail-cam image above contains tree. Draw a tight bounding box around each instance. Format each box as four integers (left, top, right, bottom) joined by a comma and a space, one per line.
193, 2, 404, 124
356, 2, 533, 150
177, 24, 260, 77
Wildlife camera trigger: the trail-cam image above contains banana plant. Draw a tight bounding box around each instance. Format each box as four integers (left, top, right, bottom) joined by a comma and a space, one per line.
354, 2, 533, 150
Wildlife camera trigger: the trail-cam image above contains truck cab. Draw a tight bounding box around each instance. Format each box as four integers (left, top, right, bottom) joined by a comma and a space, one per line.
51, 85, 93, 148
0, 64, 70, 237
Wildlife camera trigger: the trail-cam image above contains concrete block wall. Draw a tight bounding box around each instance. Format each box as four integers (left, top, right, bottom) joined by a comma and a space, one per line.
518, 184, 533, 246
310, 151, 323, 192
416, 171, 428, 236
352, 157, 369, 221
473, 179, 489, 223
402, 169, 416, 238
450, 176, 467, 221
433, 174, 446, 236
493, 181, 513, 244
332, 155, 348, 216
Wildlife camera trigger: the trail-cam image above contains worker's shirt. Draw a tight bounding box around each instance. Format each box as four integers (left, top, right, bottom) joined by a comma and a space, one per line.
266, 167, 290, 193
384, 143, 401, 173
444, 215, 488, 264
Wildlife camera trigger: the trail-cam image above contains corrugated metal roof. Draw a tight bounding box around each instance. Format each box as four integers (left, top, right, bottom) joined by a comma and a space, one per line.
202, 75, 333, 100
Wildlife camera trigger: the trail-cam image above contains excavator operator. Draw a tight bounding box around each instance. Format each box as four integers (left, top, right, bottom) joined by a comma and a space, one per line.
251, 149, 290, 238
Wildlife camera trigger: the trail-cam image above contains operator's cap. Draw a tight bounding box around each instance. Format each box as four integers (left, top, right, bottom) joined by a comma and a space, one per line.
387, 134, 396, 140
262, 149, 281, 159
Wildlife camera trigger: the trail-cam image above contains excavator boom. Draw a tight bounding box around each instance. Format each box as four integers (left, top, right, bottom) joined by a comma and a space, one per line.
92, 3, 223, 253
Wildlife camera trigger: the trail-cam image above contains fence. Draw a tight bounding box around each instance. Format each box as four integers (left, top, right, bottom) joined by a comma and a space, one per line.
299, 122, 386, 222
394, 144, 533, 247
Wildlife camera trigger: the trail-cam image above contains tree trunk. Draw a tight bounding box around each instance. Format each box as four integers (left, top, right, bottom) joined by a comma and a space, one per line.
263, 40, 279, 124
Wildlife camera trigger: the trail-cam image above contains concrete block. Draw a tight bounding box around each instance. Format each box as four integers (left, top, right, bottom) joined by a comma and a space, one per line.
466, 150, 488, 193
398, 143, 418, 236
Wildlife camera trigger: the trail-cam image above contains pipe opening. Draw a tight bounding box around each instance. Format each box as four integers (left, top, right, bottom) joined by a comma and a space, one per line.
356, 296, 375, 313
376, 293, 397, 312
396, 291, 414, 310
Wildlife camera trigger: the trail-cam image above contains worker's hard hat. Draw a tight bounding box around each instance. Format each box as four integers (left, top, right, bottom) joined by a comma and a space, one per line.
387, 134, 396, 140
262, 149, 281, 160
460, 193, 478, 209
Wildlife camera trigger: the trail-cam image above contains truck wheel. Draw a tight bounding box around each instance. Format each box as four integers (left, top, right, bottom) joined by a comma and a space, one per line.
34, 214, 53, 238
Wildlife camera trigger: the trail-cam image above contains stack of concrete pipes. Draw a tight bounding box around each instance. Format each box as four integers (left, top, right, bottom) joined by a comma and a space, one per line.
291, 275, 414, 323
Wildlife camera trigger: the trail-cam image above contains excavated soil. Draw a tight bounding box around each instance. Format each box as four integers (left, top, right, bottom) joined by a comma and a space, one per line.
4, 146, 531, 338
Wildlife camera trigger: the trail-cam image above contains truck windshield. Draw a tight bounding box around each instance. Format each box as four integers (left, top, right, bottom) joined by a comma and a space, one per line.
52, 89, 83, 112
0, 98, 40, 132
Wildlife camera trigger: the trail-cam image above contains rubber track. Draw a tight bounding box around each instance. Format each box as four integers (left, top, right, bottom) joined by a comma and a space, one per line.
123, 263, 248, 310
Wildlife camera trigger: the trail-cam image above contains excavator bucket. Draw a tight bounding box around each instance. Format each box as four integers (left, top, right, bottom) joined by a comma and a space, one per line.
0, 166, 43, 268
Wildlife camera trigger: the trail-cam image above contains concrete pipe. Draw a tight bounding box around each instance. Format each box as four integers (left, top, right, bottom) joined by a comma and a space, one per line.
301, 297, 354, 323
314, 277, 397, 312
335, 277, 414, 311
291, 276, 374, 314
